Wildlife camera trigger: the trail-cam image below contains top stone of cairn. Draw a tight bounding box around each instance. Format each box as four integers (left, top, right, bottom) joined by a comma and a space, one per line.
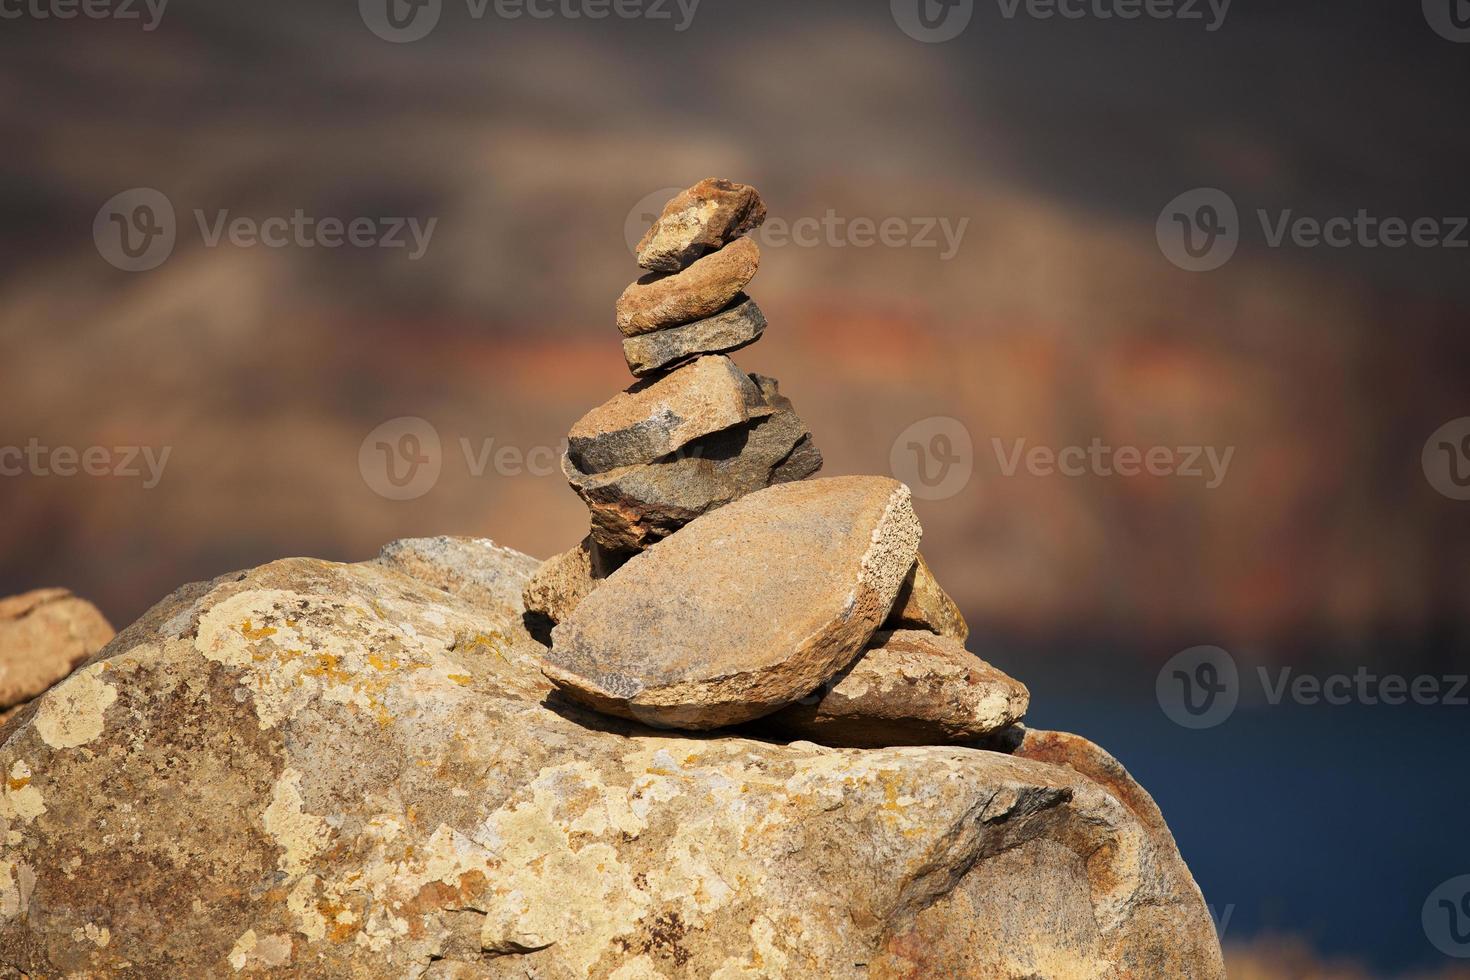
636, 178, 768, 273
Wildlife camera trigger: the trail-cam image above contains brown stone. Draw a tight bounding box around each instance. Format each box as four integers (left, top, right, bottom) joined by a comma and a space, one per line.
615, 237, 760, 337
542, 476, 921, 730
621, 295, 766, 377
762, 629, 1028, 747
0, 588, 114, 711
885, 553, 969, 641
521, 536, 627, 626
565, 355, 763, 474
564, 375, 821, 552
635, 177, 768, 272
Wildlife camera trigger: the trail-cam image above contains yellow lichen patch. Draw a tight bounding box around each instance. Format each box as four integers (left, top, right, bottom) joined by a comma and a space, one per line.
446, 674, 472, 686
240, 620, 278, 640
33, 663, 119, 749
1, 761, 45, 825
263, 768, 333, 876
474, 766, 652, 969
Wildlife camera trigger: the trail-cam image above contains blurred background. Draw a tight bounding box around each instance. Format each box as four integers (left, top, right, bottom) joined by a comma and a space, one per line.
3, 0, 1469, 973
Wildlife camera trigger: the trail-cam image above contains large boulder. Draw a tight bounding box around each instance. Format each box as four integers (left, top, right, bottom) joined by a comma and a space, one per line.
0, 538, 1224, 978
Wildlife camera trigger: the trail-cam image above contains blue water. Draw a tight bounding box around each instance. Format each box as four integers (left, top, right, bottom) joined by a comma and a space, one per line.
1025, 685, 1470, 972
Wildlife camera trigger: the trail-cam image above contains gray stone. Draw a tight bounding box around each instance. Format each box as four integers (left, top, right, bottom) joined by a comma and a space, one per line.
621, 296, 766, 377
565, 355, 763, 475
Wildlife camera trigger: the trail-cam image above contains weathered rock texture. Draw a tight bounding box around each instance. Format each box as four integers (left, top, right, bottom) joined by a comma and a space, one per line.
522, 536, 627, 626
0, 538, 1224, 979
762, 629, 1028, 748
885, 553, 969, 641
566, 355, 763, 474
543, 477, 921, 729
622, 296, 766, 378
564, 375, 821, 553
616, 237, 760, 337
0, 588, 114, 714
636, 178, 767, 273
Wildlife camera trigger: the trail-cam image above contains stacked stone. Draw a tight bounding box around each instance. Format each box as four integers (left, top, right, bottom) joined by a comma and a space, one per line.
527, 179, 822, 616
527, 179, 1032, 749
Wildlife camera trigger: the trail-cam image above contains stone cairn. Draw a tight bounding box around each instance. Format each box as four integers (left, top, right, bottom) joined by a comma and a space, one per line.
526, 178, 1029, 745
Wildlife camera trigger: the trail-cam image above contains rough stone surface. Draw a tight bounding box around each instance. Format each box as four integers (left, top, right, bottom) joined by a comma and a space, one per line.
761, 630, 1028, 748
0, 588, 114, 711
867, 725, 1228, 979
635, 178, 767, 273
0, 539, 1225, 979
522, 537, 626, 626
885, 553, 969, 641
615, 238, 760, 337
622, 296, 766, 378
566, 356, 763, 475
543, 477, 922, 729
564, 376, 821, 553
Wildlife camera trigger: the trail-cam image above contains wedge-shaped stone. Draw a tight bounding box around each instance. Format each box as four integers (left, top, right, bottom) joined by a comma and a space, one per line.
616, 237, 760, 337
565, 355, 762, 474
884, 553, 969, 641
522, 536, 628, 627
636, 177, 768, 272
762, 629, 1026, 747
544, 476, 921, 729
565, 375, 821, 552
622, 295, 766, 377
